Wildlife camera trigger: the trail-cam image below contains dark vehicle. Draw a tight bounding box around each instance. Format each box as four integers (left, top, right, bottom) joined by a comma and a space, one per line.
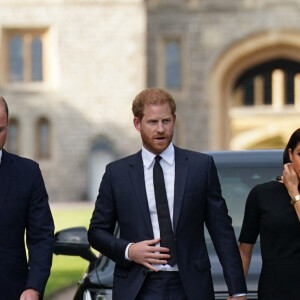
54, 150, 283, 300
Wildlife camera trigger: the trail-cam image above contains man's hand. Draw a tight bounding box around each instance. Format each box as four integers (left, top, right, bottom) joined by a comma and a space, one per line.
20, 289, 39, 300
128, 238, 170, 271
227, 296, 246, 300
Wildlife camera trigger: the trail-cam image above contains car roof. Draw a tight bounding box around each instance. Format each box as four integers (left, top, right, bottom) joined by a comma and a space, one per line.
205, 149, 284, 168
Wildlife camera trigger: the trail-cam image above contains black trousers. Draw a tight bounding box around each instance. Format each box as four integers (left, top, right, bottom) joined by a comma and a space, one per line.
136, 271, 188, 300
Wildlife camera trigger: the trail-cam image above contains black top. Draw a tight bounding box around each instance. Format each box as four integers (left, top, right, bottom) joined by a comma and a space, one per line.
239, 181, 300, 266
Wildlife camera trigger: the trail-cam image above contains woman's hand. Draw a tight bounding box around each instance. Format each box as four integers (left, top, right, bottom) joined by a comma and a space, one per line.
283, 163, 299, 199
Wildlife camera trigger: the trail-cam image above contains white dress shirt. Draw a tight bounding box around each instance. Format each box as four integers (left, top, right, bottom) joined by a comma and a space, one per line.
142, 143, 178, 271
0, 149, 2, 164
124, 144, 246, 296
125, 143, 178, 271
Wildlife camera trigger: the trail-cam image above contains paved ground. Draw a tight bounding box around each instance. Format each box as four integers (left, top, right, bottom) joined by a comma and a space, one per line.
50, 201, 95, 210
48, 285, 77, 300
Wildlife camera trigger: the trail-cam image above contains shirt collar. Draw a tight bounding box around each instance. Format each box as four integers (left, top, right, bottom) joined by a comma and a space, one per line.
142, 143, 175, 170
0, 149, 2, 164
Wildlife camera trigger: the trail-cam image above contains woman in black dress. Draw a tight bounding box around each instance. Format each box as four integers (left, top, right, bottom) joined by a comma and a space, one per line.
239, 128, 300, 300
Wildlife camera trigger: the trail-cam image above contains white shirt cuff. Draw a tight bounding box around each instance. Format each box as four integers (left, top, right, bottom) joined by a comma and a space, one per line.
232, 294, 246, 297
125, 243, 134, 260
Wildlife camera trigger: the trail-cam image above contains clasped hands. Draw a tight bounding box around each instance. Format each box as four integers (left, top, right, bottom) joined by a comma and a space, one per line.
128, 237, 170, 272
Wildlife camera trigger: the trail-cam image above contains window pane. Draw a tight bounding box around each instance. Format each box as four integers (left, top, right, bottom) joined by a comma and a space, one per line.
264, 72, 272, 105
165, 40, 181, 89
31, 37, 43, 81
234, 59, 300, 106
244, 78, 254, 105
9, 36, 23, 82
285, 71, 295, 105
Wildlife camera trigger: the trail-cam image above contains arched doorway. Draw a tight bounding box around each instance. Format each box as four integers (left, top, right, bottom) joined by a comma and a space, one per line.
88, 137, 115, 201
209, 30, 300, 150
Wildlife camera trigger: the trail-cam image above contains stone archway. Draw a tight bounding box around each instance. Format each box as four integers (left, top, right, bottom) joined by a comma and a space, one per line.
208, 30, 300, 150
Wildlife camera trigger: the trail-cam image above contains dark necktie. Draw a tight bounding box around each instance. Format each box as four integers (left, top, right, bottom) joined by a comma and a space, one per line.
153, 155, 176, 266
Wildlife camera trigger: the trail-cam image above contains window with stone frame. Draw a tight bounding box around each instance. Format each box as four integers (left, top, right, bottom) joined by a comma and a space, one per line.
164, 38, 182, 89
3, 28, 48, 83
233, 58, 300, 108
36, 117, 51, 159
6, 117, 20, 154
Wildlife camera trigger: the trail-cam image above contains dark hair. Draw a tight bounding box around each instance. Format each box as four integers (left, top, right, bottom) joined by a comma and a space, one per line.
283, 128, 300, 164
0, 96, 9, 119
132, 88, 176, 120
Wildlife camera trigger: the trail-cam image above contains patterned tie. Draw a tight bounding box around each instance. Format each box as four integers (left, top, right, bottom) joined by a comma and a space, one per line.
153, 155, 176, 266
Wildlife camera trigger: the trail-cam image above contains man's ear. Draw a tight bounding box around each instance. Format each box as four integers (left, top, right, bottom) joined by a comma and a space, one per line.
133, 117, 141, 131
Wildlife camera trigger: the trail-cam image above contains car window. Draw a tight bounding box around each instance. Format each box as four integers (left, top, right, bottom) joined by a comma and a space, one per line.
217, 166, 281, 235
207, 164, 282, 292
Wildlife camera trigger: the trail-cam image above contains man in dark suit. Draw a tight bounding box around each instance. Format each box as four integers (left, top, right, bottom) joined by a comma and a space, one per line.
88, 88, 247, 300
0, 97, 54, 300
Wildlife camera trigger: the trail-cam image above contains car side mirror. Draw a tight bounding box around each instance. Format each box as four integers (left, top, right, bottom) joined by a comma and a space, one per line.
53, 226, 97, 262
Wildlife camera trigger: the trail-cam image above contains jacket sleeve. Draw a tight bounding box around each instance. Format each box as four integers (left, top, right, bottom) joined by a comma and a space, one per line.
204, 156, 247, 296
88, 164, 131, 267
25, 165, 54, 296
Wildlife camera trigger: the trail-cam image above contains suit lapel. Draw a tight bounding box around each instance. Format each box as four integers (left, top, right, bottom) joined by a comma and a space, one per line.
129, 151, 154, 238
173, 147, 189, 233
0, 150, 13, 214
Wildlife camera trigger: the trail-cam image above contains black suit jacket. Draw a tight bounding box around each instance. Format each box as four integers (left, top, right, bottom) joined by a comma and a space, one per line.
0, 150, 54, 299
88, 147, 246, 300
